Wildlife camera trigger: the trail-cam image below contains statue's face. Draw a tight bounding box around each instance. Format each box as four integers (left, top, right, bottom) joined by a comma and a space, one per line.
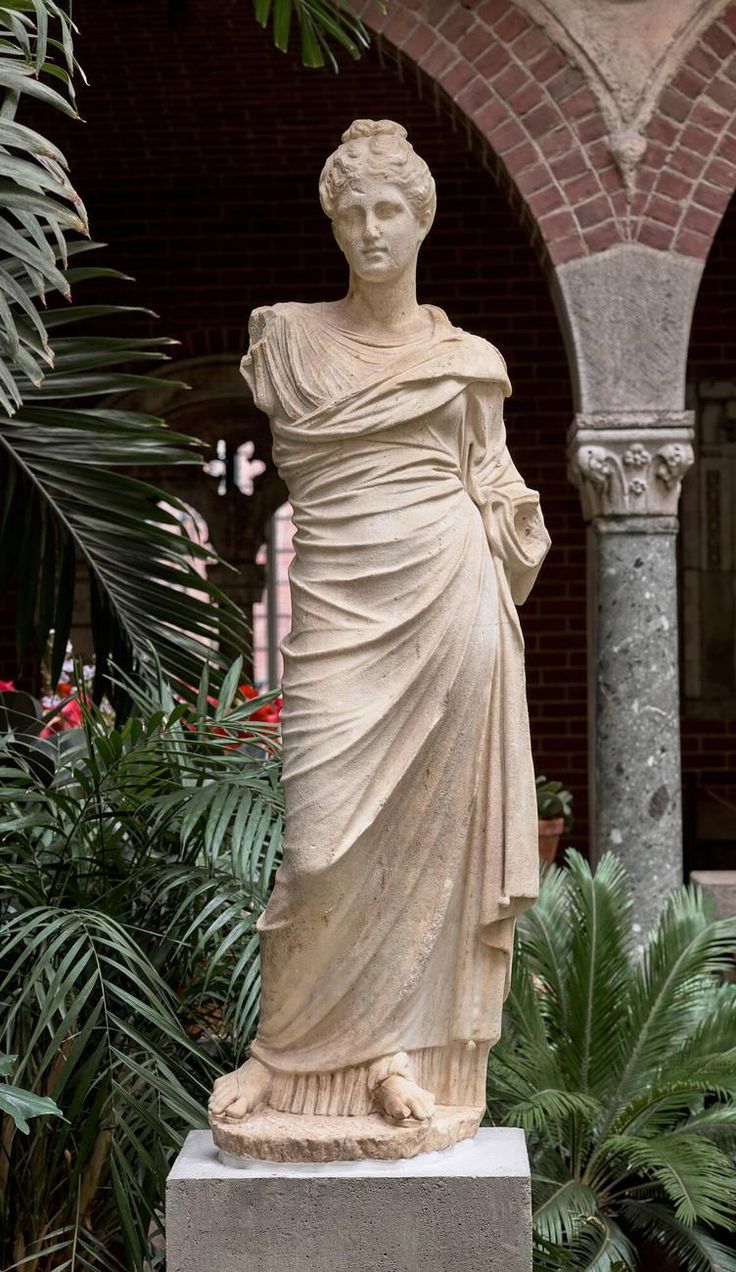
332, 173, 427, 282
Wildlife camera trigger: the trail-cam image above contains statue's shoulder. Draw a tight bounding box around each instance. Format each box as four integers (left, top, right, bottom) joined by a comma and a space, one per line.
247, 300, 306, 346
450, 324, 510, 389
429, 308, 507, 379
458, 329, 507, 377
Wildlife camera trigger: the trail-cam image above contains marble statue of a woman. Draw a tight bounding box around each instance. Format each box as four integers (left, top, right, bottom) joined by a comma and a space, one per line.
208, 119, 550, 1162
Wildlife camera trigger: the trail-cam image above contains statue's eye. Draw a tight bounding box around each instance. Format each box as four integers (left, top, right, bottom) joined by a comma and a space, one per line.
375, 202, 403, 219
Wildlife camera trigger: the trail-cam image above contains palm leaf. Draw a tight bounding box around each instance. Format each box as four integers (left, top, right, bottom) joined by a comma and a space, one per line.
0, 905, 212, 1271
0, 270, 250, 693
0, 3, 83, 416
621, 1201, 736, 1272
600, 891, 736, 1135
604, 1131, 736, 1228
0, 8, 248, 696
516, 858, 574, 1040
533, 1176, 604, 1245
494, 855, 736, 1272
252, 0, 372, 71
560, 852, 633, 1098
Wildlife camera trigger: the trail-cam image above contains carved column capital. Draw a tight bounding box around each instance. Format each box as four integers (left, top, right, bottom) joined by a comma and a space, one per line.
567, 411, 694, 521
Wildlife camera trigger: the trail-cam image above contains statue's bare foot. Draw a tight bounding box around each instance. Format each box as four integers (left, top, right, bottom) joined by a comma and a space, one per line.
376, 1073, 435, 1123
208, 1057, 272, 1121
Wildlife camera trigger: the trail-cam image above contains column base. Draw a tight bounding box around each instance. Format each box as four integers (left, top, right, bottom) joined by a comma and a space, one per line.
167, 1128, 532, 1272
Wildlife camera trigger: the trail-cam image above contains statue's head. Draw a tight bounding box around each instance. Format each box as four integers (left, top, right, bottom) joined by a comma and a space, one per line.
319, 120, 436, 282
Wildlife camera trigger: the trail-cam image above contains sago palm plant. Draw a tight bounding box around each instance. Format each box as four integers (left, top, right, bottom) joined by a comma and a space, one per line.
0, 661, 283, 1270
488, 852, 736, 1272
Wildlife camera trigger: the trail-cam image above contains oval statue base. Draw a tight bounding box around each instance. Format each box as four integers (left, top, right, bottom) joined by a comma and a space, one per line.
210, 1104, 484, 1163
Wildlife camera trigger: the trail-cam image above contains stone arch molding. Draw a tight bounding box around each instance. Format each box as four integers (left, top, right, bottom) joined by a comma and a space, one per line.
355, 0, 736, 264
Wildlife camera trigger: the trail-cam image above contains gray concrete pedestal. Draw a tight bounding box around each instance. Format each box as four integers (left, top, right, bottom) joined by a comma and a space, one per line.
166, 1128, 532, 1272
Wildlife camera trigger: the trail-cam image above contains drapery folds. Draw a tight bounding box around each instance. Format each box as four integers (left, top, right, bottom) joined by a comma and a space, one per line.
241, 302, 549, 1114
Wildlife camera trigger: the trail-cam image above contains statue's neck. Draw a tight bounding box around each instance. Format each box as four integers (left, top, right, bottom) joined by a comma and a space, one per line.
340, 266, 425, 340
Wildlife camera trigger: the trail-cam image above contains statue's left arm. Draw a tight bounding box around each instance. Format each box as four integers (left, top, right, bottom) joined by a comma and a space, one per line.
463, 357, 550, 604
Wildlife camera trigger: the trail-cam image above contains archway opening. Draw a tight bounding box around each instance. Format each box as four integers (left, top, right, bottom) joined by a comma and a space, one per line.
683, 189, 736, 876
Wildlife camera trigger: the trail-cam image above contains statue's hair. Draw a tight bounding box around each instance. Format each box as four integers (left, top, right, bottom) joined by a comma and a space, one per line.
319, 119, 436, 227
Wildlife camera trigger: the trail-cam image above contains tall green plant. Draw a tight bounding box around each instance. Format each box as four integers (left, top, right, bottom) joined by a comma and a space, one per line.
0, 3, 249, 693
489, 853, 736, 1272
0, 664, 283, 1270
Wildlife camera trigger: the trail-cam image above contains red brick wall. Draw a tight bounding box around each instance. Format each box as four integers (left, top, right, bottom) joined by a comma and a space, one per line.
48, 0, 589, 843
357, 0, 736, 265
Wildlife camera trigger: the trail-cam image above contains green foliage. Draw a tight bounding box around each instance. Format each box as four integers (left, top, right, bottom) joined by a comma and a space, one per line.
252, 0, 373, 71
489, 852, 736, 1271
0, 4, 249, 695
0, 662, 283, 1270
0, 1053, 62, 1133
0, 1, 82, 417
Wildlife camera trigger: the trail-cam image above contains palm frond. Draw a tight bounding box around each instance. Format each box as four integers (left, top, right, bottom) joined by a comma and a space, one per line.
1, 266, 250, 695
0, 2, 83, 415
494, 855, 736, 1272
561, 851, 633, 1097
533, 1176, 605, 1245
0, 906, 210, 1271
605, 1131, 736, 1228
516, 858, 574, 1043
253, 0, 372, 71
534, 1219, 637, 1272
501, 1089, 602, 1137
0, 0, 249, 695
621, 1201, 736, 1272
605, 889, 736, 1121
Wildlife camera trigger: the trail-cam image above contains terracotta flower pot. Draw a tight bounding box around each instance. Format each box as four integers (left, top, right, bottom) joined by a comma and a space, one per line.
538, 816, 564, 864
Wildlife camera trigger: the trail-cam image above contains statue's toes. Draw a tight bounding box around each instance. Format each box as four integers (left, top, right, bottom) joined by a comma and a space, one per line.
383, 1093, 412, 1121
223, 1094, 252, 1120
407, 1088, 435, 1121
209, 1079, 238, 1115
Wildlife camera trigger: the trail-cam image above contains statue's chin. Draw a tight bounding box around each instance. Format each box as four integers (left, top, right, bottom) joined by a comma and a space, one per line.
352, 261, 397, 281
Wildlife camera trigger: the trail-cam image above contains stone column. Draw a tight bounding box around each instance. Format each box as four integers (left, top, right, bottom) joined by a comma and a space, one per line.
568, 413, 694, 937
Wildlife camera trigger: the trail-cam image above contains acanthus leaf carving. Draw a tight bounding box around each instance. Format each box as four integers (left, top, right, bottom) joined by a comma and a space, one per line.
567, 417, 694, 519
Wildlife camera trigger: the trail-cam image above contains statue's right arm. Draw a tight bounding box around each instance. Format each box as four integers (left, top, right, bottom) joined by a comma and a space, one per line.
240, 306, 280, 418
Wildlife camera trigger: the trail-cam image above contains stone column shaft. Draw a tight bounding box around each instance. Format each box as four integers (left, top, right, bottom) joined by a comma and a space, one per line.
568, 413, 694, 936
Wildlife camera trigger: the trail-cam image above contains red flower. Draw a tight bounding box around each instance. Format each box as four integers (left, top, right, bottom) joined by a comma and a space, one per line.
0, 679, 16, 692
237, 684, 282, 724
40, 697, 84, 738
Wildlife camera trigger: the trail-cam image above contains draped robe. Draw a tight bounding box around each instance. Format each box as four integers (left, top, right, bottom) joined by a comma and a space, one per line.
241, 301, 550, 1115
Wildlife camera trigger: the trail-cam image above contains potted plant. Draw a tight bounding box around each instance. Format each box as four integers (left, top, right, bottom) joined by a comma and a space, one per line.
536, 775, 573, 864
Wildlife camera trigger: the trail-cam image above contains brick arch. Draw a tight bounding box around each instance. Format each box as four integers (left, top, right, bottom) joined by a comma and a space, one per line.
353, 0, 626, 266
353, 0, 736, 266
635, 4, 736, 258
